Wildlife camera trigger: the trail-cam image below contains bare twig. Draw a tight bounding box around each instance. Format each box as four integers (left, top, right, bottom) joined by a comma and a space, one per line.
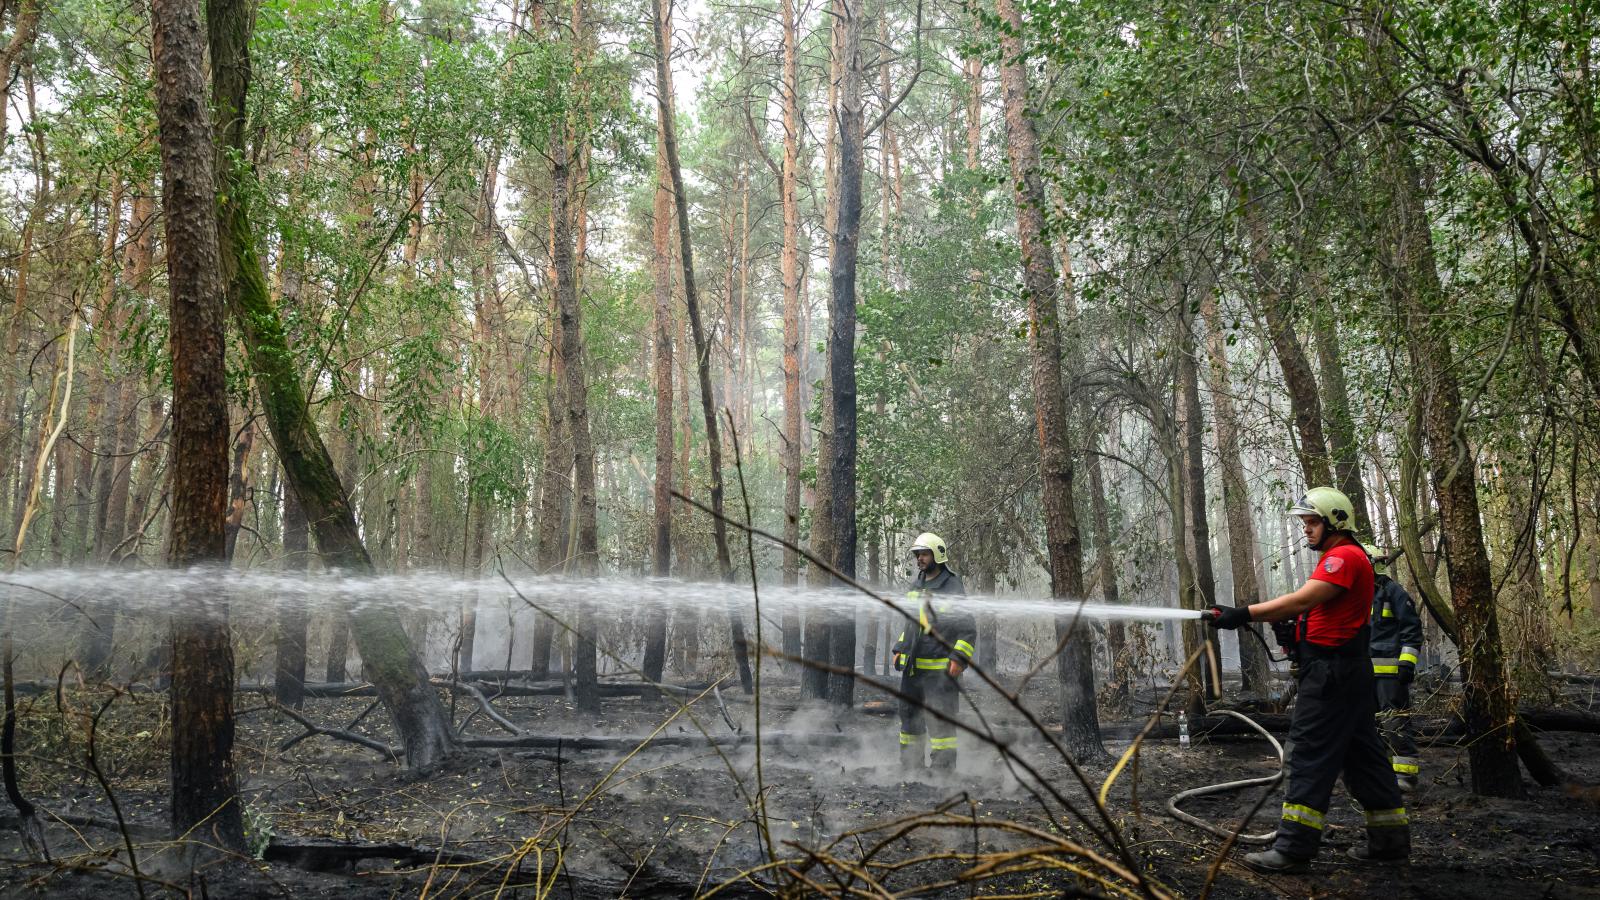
268, 699, 400, 762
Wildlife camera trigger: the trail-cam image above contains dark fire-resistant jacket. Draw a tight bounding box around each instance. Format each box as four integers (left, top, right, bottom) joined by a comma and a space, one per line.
892, 566, 976, 679
1369, 574, 1423, 676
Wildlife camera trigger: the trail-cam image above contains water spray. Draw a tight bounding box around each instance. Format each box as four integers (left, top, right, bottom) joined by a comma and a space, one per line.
0, 569, 1214, 625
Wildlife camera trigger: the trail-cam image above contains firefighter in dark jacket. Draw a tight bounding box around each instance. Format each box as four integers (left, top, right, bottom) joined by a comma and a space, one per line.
891, 532, 976, 772
1208, 487, 1410, 873
1365, 545, 1424, 791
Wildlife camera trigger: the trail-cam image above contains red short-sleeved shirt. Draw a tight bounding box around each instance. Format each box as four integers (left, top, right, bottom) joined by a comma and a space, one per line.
1303, 542, 1375, 647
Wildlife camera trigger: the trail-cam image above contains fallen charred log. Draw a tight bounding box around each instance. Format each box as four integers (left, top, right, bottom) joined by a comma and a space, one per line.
263, 836, 486, 872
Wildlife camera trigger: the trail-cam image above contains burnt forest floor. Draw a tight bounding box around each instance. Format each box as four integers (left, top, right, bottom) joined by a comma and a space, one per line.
2, 670, 1598, 899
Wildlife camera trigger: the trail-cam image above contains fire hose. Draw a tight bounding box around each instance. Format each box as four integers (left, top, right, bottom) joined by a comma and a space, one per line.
1165, 708, 1284, 845
1165, 614, 1292, 845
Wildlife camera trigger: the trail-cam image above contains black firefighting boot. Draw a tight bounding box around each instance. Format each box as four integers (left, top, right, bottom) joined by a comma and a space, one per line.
1241, 849, 1311, 874
1346, 845, 1409, 865
899, 742, 924, 772
929, 750, 956, 772
1351, 808, 1410, 863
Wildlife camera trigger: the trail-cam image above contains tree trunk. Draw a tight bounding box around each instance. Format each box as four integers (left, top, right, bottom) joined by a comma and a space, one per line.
530, 285, 570, 678
1164, 390, 1207, 718
1198, 287, 1271, 693
550, 117, 601, 711
774, 0, 800, 650
1310, 307, 1370, 529
0, 0, 42, 157
825, 0, 864, 708
208, 0, 454, 769
154, 0, 244, 848
1381, 129, 1524, 799
1085, 438, 1128, 707
222, 415, 257, 563
802, 358, 834, 700
1178, 304, 1220, 699
1231, 179, 1332, 488
779, 0, 804, 661
275, 474, 309, 709
121, 399, 169, 563
642, 40, 675, 689
994, 0, 1100, 759
49, 432, 74, 565
651, 0, 751, 694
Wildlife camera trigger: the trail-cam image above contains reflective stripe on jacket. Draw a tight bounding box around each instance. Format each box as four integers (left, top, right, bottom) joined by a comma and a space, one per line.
891, 566, 975, 674
1369, 575, 1423, 676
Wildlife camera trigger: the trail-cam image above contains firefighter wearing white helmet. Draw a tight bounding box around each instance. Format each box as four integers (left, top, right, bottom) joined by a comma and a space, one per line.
1207, 487, 1410, 872
890, 532, 975, 773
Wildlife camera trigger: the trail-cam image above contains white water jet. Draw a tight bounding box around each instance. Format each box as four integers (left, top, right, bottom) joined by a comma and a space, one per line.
0, 568, 1203, 624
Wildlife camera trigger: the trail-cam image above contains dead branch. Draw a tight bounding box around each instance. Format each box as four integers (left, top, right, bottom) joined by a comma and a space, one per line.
268, 699, 400, 762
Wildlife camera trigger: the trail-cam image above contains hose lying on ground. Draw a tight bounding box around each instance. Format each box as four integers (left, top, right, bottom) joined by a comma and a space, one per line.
1165, 708, 1284, 845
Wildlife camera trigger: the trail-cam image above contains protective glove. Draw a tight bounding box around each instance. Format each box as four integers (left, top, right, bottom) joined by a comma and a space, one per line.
948, 658, 967, 678
893, 653, 905, 672
1207, 605, 1252, 630
1399, 662, 1415, 686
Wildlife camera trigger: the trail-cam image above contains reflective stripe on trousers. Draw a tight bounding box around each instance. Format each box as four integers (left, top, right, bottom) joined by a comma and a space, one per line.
1364, 807, 1408, 827
1282, 803, 1325, 830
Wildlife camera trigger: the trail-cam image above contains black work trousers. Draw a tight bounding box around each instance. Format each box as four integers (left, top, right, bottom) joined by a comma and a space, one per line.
1275, 650, 1410, 859
1375, 677, 1420, 778
897, 668, 959, 768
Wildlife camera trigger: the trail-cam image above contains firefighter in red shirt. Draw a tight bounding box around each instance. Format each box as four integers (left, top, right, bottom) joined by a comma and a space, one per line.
1207, 487, 1410, 873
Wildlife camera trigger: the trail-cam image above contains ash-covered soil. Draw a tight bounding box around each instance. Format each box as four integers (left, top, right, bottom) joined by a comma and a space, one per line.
2, 672, 1598, 898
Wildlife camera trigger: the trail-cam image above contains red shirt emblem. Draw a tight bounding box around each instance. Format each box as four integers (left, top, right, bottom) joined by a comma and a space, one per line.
1324, 557, 1344, 574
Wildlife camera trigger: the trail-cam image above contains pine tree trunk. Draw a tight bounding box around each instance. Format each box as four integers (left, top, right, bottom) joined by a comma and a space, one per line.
802, 363, 834, 699
643, 49, 675, 688
779, 0, 804, 662
651, 0, 751, 694
530, 284, 570, 678
994, 0, 1100, 759
550, 119, 601, 711
153, 0, 244, 848
825, 0, 863, 708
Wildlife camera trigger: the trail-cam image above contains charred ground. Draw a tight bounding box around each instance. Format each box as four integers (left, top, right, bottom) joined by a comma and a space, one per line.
2, 671, 1598, 899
